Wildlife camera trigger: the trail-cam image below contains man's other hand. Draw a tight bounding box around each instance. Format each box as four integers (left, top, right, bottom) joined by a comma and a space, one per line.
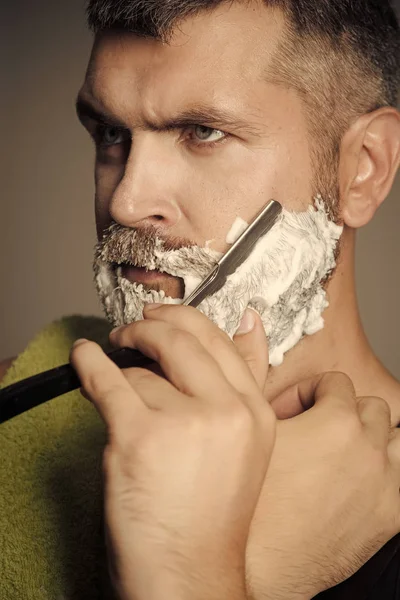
247, 373, 400, 600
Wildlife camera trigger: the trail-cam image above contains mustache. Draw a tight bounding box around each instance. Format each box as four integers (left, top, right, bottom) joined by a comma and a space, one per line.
94, 222, 196, 267
93, 221, 221, 279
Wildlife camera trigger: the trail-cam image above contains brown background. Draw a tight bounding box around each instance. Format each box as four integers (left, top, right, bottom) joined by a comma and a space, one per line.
1, 0, 399, 378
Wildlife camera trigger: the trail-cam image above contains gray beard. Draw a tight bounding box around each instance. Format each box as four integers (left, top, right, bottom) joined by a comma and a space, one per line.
93, 196, 343, 367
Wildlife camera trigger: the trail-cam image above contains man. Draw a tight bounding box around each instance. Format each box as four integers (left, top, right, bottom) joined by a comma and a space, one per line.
1, 0, 399, 598
73, 0, 400, 596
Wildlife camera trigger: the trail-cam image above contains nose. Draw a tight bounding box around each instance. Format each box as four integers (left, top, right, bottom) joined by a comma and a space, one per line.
109, 134, 181, 229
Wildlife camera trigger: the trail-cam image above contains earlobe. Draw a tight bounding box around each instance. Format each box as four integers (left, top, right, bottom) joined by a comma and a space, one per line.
340, 107, 400, 229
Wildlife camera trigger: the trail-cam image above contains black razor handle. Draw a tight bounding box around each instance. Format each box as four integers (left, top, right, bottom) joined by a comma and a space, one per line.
0, 348, 153, 424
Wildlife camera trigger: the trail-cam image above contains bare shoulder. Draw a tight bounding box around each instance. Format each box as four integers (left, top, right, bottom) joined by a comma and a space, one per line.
0, 357, 16, 384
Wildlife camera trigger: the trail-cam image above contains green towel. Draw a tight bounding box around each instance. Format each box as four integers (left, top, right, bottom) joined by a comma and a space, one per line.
0, 315, 118, 600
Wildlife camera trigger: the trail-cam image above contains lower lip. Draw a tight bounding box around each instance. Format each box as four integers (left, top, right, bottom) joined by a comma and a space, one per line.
120, 265, 173, 285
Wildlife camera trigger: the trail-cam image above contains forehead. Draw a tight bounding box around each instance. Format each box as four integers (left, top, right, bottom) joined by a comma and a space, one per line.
83, 2, 286, 121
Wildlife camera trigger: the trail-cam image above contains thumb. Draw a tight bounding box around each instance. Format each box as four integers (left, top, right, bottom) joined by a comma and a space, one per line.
270, 372, 356, 419
233, 307, 269, 391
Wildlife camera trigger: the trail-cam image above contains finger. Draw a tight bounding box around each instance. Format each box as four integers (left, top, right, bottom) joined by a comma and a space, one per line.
70, 339, 144, 428
113, 304, 261, 397
122, 366, 187, 411
109, 319, 236, 403
357, 396, 391, 450
79, 352, 174, 409
270, 372, 357, 420
233, 308, 269, 391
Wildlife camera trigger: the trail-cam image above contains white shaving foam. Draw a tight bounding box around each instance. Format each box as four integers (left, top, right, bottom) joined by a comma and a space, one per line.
226, 217, 249, 245
94, 196, 342, 366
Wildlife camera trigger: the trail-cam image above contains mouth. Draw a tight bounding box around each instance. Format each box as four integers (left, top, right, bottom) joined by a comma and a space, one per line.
119, 264, 185, 299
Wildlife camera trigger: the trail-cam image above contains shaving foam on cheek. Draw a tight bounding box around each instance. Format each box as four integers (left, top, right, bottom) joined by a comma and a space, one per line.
178, 222, 249, 297
183, 197, 343, 366
94, 196, 343, 367
226, 217, 249, 244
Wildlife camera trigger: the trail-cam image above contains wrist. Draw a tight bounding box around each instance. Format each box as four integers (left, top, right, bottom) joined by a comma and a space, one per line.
127, 561, 248, 600
114, 546, 249, 600
147, 571, 248, 600
115, 572, 249, 600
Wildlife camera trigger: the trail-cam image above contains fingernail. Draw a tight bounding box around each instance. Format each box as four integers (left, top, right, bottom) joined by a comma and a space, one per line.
73, 338, 88, 348
144, 303, 163, 312
235, 308, 256, 336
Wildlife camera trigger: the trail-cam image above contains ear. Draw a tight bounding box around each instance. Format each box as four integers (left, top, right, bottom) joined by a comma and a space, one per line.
339, 107, 400, 228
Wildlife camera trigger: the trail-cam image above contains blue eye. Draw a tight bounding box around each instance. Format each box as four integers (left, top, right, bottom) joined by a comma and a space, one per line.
98, 125, 129, 146
193, 126, 225, 143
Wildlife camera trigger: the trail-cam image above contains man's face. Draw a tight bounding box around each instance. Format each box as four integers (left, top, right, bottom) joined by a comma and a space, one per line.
78, 2, 315, 292
78, 2, 343, 366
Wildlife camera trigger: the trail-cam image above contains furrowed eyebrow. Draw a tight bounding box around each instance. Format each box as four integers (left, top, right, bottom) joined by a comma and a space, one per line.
76, 96, 128, 129
75, 94, 263, 137
147, 106, 264, 137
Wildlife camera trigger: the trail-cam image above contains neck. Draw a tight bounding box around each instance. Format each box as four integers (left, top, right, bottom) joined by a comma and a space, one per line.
264, 227, 400, 425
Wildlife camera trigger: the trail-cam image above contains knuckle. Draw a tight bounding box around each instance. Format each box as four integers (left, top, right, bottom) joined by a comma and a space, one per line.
260, 401, 277, 429
114, 420, 153, 464
196, 394, 254, 435
185, 411, 209, 437
207, 331, 230, 354
133, 429, 159, 459
322, 371, 356, 402
209, 328, 232, 347
107, 413, 136, 449
128, 319, 147, 337
244, 356, 260, 379
226, 396, 255, 432
112, 319, 137, 337
379, 397, 391, 419
89, 377, 124, 401
124, 367, 153, 387
168, 327, 199, 353
323, 371, 353, 387
361, 395, 391, 417
328, 409, 362, 446
71, 339, 95, 364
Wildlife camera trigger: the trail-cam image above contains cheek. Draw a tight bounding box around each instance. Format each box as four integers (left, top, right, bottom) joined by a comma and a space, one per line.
185, 141, 314, 249
94, 162, 125, 233
95, 161, 125, 200
267, 141, 314, 211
